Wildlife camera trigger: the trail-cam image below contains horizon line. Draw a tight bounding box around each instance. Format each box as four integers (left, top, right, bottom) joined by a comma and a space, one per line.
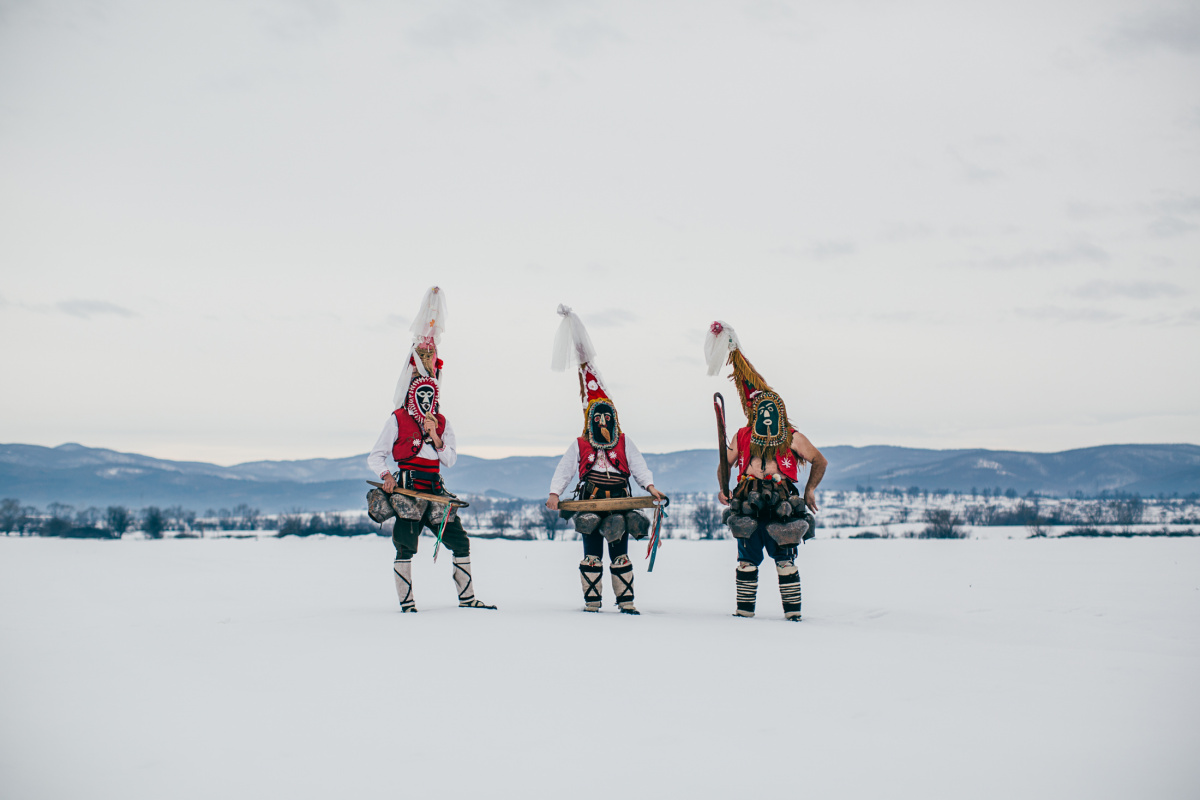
4, 440, 1198, 469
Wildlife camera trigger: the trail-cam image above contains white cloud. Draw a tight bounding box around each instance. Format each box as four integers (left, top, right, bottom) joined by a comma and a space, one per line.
974, 244, 1110, 270
1014, 306, 1123, 324
1108, 4, 1200, 55
55, 300, 137, 319
1069, 281, 1186, 300
583, 309, 638, 328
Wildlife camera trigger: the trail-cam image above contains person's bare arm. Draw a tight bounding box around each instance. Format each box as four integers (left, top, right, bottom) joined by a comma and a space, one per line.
790, 431, 827, 511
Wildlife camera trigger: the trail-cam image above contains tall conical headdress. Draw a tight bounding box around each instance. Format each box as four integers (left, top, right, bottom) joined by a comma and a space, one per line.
705, 320, 792, 463
391, 286, 448, 410
552, 305, 620, 448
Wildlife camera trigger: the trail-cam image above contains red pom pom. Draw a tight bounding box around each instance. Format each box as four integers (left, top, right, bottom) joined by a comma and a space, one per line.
710, 321, 724, 335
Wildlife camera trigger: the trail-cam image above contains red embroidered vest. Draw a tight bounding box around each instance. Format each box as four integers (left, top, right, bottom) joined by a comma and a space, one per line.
392, 409, 446, 471
735, 426, 800, 481
577, 434, 630, 481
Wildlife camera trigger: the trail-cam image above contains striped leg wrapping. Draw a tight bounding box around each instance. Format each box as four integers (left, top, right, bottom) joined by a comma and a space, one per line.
453, 556, 496, 609
735, 562, 758, 617
580, 555, 603, 610
610, 555, 637, 614
393, 559, 416, 612
777, 560, 802, 620
452, 555, 475, 604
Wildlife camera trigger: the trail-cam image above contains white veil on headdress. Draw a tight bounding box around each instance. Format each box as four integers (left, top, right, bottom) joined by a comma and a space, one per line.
551, 304, 596, 371
392, 286, 448, 409
551, 303, 610, 392
704, 320, 741, 376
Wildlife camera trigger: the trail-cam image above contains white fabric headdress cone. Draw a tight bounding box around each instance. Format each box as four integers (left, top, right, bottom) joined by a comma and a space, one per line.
409, 286, 448, 347
704, 319, 740, 376
392, 286, 448, 409
551, 304, 598, 372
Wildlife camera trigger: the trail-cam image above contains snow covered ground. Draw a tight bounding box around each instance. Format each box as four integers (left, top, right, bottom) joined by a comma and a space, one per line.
2, 536, 1197, 800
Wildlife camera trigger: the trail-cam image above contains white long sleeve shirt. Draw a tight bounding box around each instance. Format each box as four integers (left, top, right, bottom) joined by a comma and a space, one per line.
549, 436, 654, 497
367, 414, 457, 479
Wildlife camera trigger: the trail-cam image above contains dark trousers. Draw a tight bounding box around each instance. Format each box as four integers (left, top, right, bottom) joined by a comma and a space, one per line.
392, 516, 471, 560
582, 532, 629, 561
736, 520, 797, 566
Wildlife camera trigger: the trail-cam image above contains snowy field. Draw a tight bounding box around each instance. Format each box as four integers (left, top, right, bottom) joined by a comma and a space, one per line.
2, 537, 1198, 800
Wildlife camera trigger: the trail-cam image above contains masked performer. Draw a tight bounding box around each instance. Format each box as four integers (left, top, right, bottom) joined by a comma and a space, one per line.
705, 321, 827, 621
366, 287, 495, 613
546, 306, 665, 614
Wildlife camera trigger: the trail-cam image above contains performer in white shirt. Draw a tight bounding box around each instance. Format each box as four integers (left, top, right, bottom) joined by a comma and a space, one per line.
365, 287, 495, 613
546, 306, 665, 614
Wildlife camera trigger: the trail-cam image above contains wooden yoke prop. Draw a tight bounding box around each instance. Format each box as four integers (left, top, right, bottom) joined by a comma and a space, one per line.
558, 496, 669, 513
366, 480, 470, 508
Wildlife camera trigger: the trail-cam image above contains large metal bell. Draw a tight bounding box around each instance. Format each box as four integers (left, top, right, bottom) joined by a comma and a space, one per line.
625, 510, 650, 540
766, 519, 809, 546
366, 489, 396, 523
729, 514, 758, 539
574, 512, 601, 535
600, 512, 626, 543
389, 493, 428, 521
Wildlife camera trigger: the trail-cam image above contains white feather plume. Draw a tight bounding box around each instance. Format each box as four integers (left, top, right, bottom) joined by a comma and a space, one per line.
551, 304, 597, 372
704, 319, 740, 376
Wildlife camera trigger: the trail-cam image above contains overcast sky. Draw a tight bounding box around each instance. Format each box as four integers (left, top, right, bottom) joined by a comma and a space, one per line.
1, 0, 1198, 465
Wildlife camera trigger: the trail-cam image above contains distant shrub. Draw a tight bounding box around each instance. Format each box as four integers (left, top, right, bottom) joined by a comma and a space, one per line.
277, 515, 306, 537
40, 517, 72, 537
1, 498, 22, 533
59, 526, 120, 540
1060, 527, 1198, 538
306, 514, 375, 536
142, 507, 165, 539
691, 499, 723, 540
918, 509, 966, 539
106, 506, 131, 535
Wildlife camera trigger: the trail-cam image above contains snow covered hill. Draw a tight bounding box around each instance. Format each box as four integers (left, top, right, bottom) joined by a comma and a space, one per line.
1, 536, 1196, 800
2, 442, 1198, 511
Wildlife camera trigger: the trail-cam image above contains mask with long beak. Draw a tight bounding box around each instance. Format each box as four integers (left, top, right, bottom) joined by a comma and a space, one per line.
586, 400, 620, 450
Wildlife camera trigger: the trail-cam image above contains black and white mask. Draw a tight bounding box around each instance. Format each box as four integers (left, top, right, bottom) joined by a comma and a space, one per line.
406, 376, 439, 421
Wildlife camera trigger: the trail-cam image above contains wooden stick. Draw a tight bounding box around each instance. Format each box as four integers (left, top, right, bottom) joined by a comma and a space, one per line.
366, 480, 470, 508
558, 496, 666, 512
715, 392, 731, 499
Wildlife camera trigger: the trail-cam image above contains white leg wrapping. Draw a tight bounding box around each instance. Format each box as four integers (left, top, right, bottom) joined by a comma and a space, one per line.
580, 555, 603, 611
610, 554, 638, 614
453, 556, 496, 610
393, 558, 416, 612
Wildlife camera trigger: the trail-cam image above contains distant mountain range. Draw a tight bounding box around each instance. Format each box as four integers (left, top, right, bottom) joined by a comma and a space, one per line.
2, 442, 1197, 513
